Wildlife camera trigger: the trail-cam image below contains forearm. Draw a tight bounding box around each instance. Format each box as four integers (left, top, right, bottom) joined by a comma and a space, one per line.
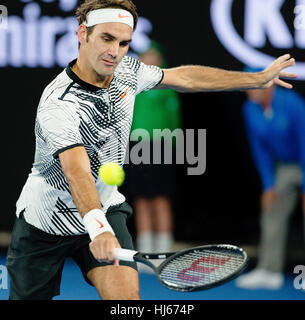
65, 170, 117, 240
59, 148, 118, 260
65, 170, 102, 217
164, 66, 265, 93
159, 55, 296, 92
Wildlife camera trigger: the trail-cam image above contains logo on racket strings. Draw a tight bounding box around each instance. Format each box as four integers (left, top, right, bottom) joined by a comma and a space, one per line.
178, 256, 231, 282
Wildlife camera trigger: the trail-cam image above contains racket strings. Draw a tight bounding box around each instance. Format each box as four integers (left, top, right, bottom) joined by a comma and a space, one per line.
159, 249, 245, 289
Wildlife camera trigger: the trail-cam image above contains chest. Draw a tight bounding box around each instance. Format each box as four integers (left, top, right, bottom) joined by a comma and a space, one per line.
72, 85, 135, 145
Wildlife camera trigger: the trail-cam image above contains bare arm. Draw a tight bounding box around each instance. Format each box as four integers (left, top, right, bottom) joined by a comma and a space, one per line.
59, 146, 102, 216
157, 54, 297, 92
59, 146, 120, 264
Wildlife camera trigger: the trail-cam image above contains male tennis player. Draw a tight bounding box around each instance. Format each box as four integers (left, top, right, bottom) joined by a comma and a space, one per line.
6, 0, 297, 300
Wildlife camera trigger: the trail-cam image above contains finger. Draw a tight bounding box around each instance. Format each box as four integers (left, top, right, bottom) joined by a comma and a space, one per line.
277, 54, 291, 63
105, 241, 115, 261
267, 56, 295, 73
89, 242, 101, 261
113, 259, 120, 268
279, 72, 298, 79
283, 58, 296, 68
274, 78, 293, 89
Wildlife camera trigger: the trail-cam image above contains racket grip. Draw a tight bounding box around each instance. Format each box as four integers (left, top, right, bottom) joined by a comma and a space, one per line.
114, 248, 137, 262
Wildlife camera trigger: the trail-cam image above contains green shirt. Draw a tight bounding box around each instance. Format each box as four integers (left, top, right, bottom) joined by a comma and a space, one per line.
131, 89, 182, 141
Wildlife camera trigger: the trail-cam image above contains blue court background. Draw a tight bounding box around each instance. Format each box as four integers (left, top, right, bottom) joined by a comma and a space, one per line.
0, 254, 304, 300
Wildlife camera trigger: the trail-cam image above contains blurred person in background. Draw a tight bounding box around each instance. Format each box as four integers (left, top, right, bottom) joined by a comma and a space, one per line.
125, 41, 182, 254
236, 67, 305, 290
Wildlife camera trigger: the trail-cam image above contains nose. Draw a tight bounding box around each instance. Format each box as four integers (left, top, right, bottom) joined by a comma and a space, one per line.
108, 42, 120, 59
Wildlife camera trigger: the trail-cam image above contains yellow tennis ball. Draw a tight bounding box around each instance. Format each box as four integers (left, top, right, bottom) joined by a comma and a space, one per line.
98, 162, 125, 186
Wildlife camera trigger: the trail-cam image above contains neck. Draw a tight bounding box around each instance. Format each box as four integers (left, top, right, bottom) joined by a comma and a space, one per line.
72, 57, 114, 90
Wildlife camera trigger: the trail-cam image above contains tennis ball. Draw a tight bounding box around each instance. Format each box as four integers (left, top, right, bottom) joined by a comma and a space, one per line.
98, 162, 125, 186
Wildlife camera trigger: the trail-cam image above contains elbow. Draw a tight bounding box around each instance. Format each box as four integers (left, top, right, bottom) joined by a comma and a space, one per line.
59, 155, 93, 184
63, 165, 93, 185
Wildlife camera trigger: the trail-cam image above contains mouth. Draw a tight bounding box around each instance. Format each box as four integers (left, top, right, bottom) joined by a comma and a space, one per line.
102, 59, 116, 67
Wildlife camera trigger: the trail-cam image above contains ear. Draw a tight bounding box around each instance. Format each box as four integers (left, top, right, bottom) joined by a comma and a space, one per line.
78, 24, 88, 46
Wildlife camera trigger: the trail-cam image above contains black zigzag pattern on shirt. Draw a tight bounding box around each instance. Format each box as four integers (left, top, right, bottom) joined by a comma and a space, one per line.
71, 90, 127, 167
38, 157, 70, 192
51, 197, 86, 235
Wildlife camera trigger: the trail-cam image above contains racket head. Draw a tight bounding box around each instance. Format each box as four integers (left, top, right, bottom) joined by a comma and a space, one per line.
155, 244, 248, 292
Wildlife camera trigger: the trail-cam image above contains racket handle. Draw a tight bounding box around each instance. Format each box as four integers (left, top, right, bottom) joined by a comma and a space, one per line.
114, 248, 137, 262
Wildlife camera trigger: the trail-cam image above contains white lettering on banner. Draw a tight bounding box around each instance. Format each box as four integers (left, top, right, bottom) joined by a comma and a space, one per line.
0, 1, 152, 68
20, 0, 79, 12
131, 17, 152, 54
210, 0, 305, 80
245, 0, 293, 48
294, 5, 305, 30
0, 5, 8, 30
294, 1, 305, 47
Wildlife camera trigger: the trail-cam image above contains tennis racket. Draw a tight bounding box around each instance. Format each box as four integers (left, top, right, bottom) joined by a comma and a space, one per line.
114, 244, 248, 292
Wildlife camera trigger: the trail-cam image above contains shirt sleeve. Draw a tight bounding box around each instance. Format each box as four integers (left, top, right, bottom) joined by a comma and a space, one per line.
243, 103, 275, 191
37, 100, 83, 158
135, 60, 164, 95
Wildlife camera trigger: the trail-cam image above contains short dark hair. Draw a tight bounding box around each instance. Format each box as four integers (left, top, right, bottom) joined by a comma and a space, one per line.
75, 0, 138, 31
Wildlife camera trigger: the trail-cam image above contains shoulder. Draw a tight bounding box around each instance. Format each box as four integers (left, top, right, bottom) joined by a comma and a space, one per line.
116, 55, 162, 75
116, 55, 142, 74
39, 69, 74, 108
37, 73, 79, 124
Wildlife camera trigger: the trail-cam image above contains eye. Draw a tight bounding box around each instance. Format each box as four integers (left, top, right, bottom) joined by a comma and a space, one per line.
120, 41, 130, 47
102, 36, 112, 42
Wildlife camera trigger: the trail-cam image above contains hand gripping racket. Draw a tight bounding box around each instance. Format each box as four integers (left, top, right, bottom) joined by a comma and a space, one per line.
114, 244, 248, 292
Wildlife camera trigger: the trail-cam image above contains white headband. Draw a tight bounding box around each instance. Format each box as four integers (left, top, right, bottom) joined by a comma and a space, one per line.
84, 8, 134, 30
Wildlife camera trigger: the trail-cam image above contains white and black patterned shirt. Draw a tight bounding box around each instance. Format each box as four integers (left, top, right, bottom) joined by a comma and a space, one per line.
16, 56, 164, 236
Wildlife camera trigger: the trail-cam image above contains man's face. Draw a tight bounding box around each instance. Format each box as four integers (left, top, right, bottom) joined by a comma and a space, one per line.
79, 22, 133, 77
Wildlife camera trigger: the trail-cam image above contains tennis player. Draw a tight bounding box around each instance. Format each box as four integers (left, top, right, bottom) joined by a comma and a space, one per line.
6, 0, 297, 300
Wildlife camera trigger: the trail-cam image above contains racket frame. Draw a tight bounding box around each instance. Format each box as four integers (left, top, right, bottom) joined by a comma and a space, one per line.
131, 244, 248, 292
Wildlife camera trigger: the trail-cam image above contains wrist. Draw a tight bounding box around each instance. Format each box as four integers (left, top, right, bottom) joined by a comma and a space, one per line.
259, 70, 277, 89
256, 71, 268, 87
83, 209, 115, 240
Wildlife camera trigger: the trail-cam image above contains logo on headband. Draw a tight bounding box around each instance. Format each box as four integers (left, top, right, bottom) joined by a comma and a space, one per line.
118, 13, 131, 19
